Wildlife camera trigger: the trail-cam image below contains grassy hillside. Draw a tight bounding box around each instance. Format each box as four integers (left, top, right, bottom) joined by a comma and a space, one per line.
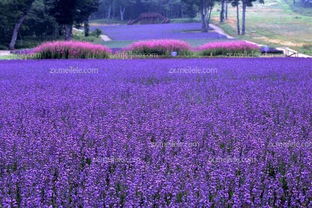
212, 0, 312, 55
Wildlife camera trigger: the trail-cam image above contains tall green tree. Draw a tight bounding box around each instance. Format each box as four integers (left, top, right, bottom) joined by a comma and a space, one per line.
220, 0, 226, 22
182, 0, 216, 32
7, 0, 36, 49
0, 1, 11, 48
45, 0, 77, 40
232, 0, 240, 35
45, 0, 100, 39
242, 0, 264, 35
75, 0, 100, 36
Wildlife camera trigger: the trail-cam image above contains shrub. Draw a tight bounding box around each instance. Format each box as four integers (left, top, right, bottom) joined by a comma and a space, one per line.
91, 29, 102, 38
0, 44, 8, 50
260, 46, 284, 54
197, 41, 260, 57
125, 39, 192, 56
302, 44, 312, 55
33, 41, 111, 59
302, 44, 312, 50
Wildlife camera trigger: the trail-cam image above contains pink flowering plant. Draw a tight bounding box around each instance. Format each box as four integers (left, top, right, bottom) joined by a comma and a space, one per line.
125, 39, 192, 56
33, 41, 112, 59
197, 41, 260, 57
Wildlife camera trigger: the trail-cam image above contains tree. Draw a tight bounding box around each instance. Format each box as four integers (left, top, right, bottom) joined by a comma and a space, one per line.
232, 0, 240, 35
220, 0, 226, 22
45, 0, 100, 39
8, 0, 36, 49
225, 0, 228, 19
113, 0, 131, 21
0, 0, 58, 49
105, 0, 114, 19
45, 0, 77, 40
182, 0, 216, 32
0, 1, 11, 48
75, 0, 100, 36
241, 0, 263, 35
229, 0, 263, 35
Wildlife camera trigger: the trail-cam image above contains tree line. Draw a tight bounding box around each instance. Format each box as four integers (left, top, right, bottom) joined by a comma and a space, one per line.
0, 0, 100, 50
95, 0, 264, 35
182, 0, 264, 34
94, 0, 197, 21
0, 0, 264, 50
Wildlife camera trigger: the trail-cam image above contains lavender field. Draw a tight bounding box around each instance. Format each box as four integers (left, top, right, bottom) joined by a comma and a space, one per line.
0, 58, 312, 207
94, 23, 228, 41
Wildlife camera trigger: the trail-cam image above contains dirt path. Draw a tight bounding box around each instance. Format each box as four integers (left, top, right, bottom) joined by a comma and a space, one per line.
211, 24, 311, 58
100, 34, 112, 42
210, 24, 235, 39
244, 40, 312, 58
0, 51, 10, 56
74, 27, 112, 42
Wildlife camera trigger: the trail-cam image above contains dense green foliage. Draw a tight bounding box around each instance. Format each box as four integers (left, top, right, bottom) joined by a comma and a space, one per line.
93, 0, 197, 21
0, 0, 100, 49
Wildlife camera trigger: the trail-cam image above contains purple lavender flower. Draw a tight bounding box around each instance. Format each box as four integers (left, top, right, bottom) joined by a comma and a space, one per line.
93, 23, 228, 41
0, 58, 311, 207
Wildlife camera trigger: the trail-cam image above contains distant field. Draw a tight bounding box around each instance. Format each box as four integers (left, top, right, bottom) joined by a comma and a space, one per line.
91, 23, 231, 48
212, 0, 312, 55
91, 1, 312, 54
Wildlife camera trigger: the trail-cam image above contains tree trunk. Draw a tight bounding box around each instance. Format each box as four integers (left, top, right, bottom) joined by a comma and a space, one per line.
220, 0, 225, 22
84, 20, 89, 37
201, 13, 208, 32
207, 6, 213, 28
242, 1, 247, 35
64, 24, 73, 40
180, 4, 183, 18
112, 2, 116, 18
201, 0, 208, 32
53, 22, 60, 39
120, 7, 126, 21
225, 0, 228, 19
107, 5, 112, 19
59, 25, 64, 38
236, 3, 241, 35
9, 14, 27, 50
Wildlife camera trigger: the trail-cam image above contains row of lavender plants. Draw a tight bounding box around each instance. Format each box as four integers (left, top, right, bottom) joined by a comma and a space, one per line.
33, 41, 112, 59
30, 40, 260, 59
0, 58, 311, 207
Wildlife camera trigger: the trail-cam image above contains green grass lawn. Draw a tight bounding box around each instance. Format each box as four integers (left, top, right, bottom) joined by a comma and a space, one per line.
0, 54, 23, 60
212, 0, 312, 55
